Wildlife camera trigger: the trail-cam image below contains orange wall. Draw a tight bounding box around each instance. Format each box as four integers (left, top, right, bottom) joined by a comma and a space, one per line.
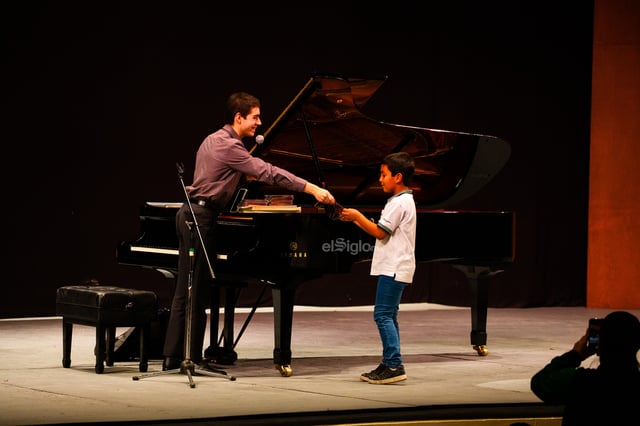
588, 0, 640, 308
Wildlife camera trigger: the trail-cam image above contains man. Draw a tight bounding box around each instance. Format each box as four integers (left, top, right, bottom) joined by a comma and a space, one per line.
163, 92, 335, 370
530, 310, 640, 425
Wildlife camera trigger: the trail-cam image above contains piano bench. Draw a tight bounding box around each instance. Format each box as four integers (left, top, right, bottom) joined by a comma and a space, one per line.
55, 285, 158, 374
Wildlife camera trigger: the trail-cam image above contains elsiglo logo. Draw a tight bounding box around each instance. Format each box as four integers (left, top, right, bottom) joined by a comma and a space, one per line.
321, 238, 374, 255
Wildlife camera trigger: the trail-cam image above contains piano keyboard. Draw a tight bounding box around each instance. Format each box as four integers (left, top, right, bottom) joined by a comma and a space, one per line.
130, 246, 178, 256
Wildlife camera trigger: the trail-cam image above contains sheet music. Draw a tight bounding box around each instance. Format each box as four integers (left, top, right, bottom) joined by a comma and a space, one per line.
146, 202, 183, 208
238, 205, 301, 213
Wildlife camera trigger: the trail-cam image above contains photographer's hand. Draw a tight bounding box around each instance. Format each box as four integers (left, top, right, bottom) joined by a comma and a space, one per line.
572, 330, 595, 360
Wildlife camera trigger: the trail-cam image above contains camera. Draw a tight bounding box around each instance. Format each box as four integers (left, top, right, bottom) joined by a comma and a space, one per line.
587, 317, 603, 351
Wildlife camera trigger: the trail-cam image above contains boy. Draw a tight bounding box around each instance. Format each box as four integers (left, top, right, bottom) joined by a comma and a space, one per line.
339, 152, 416, 384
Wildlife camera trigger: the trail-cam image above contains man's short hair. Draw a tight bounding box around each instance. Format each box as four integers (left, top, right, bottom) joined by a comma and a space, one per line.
601, 310, 640, 357
225, 92, 260, 124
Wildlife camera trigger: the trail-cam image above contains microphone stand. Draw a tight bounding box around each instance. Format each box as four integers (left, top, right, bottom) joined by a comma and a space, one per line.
133, 162, 235, 387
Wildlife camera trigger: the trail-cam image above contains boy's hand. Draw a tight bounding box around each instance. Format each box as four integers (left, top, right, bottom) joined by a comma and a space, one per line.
339, 208, 357, 222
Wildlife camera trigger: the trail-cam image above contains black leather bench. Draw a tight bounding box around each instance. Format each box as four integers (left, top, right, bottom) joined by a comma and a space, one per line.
55, 285, 158, 373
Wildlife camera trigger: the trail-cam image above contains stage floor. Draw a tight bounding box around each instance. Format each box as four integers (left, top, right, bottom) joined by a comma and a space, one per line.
2, 304, 636, 426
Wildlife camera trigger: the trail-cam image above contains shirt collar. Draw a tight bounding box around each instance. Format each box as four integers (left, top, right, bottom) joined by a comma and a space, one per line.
387, 189, 413, 202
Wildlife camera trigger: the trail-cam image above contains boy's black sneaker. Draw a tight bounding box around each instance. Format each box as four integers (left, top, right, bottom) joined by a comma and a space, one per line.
362, 364, 407, 384
360, 363, 386, 381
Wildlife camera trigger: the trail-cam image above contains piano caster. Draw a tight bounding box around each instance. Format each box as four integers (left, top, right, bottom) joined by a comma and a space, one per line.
473, 345, 489, 356
276, 364, 292, 377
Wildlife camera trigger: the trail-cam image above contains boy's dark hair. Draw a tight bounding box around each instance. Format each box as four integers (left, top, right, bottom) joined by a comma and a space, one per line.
383, 152, 415, 186
225, 92, 261, 124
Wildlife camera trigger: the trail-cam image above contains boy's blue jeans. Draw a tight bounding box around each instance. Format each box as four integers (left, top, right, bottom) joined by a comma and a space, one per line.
373, 274, 407, 368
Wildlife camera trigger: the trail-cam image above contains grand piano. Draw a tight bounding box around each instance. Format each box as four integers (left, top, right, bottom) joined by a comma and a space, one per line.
117, 73, 515, 376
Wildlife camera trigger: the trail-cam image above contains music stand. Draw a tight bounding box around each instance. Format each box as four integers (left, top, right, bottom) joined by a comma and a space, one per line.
133, 163, 235, 387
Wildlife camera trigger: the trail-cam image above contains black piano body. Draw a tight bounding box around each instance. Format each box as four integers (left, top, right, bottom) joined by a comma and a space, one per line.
117, 73, 515, 376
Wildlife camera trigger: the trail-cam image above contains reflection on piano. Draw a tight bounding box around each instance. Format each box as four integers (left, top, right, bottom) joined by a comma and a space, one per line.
117, 73, 515, 376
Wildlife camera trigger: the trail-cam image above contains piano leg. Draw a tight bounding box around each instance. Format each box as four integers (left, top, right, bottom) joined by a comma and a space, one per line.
272, 284, 294, 377
453, 265, 504, 356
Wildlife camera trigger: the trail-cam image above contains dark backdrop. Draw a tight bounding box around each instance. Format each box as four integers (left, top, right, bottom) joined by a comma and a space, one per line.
2, 1, 594, 318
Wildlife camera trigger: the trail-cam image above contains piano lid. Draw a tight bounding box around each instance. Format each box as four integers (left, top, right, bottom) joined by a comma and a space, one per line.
253, 73, 511, 208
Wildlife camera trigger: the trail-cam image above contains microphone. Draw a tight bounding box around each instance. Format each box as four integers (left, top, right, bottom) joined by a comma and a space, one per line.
255, 135, 264, 145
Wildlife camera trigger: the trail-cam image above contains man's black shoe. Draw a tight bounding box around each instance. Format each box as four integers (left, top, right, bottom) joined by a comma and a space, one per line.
203, 346, 238, 365
162, 357, 181, 371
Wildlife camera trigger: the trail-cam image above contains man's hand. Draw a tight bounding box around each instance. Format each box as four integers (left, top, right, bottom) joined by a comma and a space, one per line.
573, 329, 596, 360
305, 183, 335, 204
